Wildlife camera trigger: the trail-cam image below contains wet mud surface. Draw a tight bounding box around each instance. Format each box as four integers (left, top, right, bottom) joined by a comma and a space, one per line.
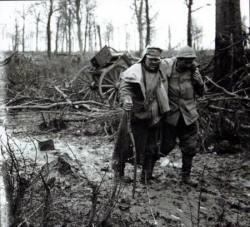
3, 111, 250, 227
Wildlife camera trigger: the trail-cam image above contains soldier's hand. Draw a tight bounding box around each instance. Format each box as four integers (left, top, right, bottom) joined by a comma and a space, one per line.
192, 68, 204, 85
122, 96, 133, 111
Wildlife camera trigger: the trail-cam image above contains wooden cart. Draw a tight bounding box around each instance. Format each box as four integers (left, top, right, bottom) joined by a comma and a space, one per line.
72, 46, 138, 107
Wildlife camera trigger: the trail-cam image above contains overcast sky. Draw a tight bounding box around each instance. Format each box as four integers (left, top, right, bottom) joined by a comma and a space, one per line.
0, 0, 249, 51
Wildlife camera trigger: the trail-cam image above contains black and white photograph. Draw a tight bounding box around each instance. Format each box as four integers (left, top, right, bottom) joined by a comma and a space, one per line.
0, 0, 249, 226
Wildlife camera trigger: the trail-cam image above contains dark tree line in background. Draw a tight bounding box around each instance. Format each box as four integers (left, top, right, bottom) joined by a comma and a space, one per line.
11, 0, 156, 56
10, 0, 248, 87
12, 0, 98, 58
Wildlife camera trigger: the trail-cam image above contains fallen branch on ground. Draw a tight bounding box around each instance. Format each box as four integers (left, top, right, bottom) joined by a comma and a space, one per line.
3, 100, 110, 111
54, 86, 72, 104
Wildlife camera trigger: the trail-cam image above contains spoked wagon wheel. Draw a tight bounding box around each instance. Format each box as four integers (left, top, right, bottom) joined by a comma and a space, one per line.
98, 64, 126, 107
73, 65, 102, 102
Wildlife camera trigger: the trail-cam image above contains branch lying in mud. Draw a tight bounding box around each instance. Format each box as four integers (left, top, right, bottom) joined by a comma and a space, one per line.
4, 100, 110, 111
37, 109, 122, 132
54, 85, 72, 104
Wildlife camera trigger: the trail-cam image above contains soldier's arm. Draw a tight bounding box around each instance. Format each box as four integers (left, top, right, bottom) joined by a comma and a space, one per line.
119, 78, 134, 110
161, 57, 175, 79
120, 77, 134, 99
192, 67, 206, 97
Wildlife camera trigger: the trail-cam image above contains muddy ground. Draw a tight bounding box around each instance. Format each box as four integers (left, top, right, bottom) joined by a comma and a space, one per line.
2, 110, 250, 227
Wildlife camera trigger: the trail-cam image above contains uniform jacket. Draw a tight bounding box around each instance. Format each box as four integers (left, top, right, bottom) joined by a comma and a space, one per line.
163, 57, 205, 126
119, 62, 170, 125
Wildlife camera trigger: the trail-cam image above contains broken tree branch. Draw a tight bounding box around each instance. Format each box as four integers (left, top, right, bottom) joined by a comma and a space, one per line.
54, 85, 72, 104
205, 76, 239, 97
4, 100, 110, 111
0, 51, 17, 66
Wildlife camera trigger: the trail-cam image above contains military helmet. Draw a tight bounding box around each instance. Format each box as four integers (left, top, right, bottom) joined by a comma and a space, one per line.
139, 45, 163, 62
177, 46, 196, 59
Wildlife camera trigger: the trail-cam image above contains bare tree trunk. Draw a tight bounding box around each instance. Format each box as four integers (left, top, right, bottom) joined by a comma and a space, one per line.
14, 19, 19, 51
68, 25, 71, 54
94, 24, 97, 50
214, 0, 245, 90
66, 24, 69, 53
12, 35, 15, 51
88, 19, 93, 53
47, 0, 53, 58
186, 0, 193, 47
125, 31, 130, 50
97, 25, 102, 50
22, 24, 25, 52
61, 26, 66, 52
35, 13, 40, 52
168, 25, 171, 50
22, 8, 26, 52
145, 0, 150, 46
68, 9, 72, 54
192, 20, 203, 51
84, 12, 89, 54
83, 0, 96, 54
104, 22, 113, 47
75, 0, 83, 54
55, 16, 61, 54
133, 0, 144, 55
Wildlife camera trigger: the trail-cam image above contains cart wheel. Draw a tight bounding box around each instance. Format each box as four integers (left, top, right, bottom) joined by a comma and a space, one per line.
99, 64, 126, 107
72, 65, 102, 102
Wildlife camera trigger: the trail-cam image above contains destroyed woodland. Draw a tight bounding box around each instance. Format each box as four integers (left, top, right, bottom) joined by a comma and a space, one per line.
0, 0, 249, 227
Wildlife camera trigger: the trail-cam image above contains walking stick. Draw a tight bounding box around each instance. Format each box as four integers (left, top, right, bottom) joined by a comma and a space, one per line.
126, 111, 137, 198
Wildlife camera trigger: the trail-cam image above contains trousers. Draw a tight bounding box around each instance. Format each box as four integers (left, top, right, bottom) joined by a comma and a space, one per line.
160, 116, 198, 176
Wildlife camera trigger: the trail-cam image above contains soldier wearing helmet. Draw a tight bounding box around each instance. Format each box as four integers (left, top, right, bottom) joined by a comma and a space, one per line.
112, 45, 170, 184
161, 46, 205, 186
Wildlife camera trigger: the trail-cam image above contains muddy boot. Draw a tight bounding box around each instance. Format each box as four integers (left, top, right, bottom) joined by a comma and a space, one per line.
140, 171, 150, 184
181, 155, 197, 187
140, 162, 159, 184
140, 166, 152, 184
148, 158, 161, 182
114, 163, 133, 183
113, 161, 127, 181
181, 174, 198, 187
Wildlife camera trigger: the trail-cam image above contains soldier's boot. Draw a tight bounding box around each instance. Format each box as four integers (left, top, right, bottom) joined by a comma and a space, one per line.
113, 161, 132, 183
149, 159, 160, 182
181, 155, 197, 187
140, 157, 159, 184
140, 167, 151, 184
141, 159, 153, 184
